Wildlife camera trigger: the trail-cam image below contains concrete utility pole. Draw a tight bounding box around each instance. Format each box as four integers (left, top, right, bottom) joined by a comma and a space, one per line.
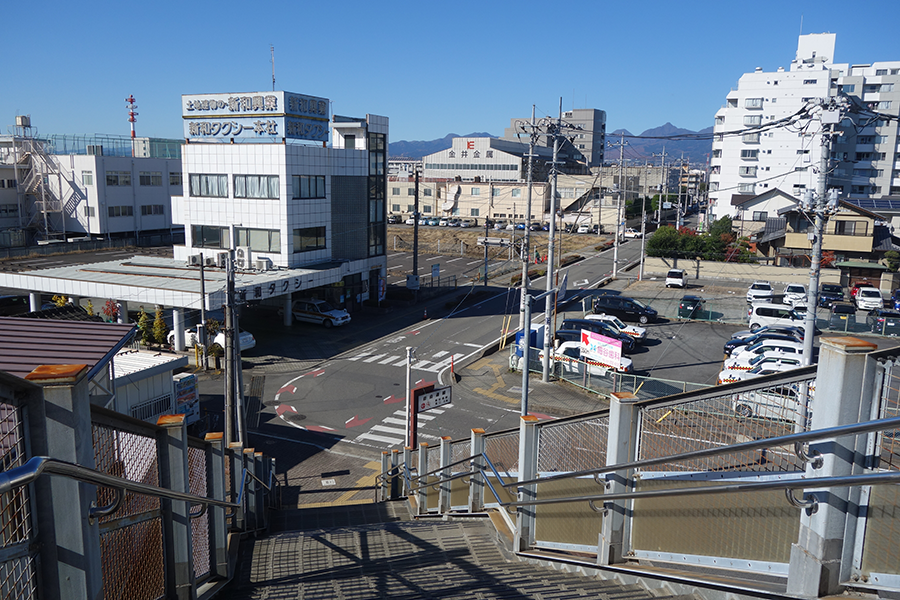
609, 133, 627, 277
677, 152, 685, 228
801, 98, 844, 366
518, 107, 537, 331
542, 101, 562, 383
224, 252, 235, 446
413, 167, 420, 295
653, 147, 669, 223
639, 163, 649, 280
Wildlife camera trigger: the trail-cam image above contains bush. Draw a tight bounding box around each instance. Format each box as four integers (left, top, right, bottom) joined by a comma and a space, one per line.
559, 254, 584, 268
509, 268, 547, 286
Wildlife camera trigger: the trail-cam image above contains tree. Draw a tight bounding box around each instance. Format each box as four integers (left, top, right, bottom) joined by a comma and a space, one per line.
51, 295, 67, 307
85, 300, 94, 316
645, 226, 682, 257
885, 251, 900, 272
102, 300, 119, 323
153, 306, 168, 346
138, 307, 152, 346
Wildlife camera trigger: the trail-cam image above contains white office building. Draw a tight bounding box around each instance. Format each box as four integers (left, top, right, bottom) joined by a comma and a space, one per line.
709, 33, 900, 220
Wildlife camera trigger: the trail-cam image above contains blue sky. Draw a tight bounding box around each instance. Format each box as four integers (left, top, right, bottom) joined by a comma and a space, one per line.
4, 1, 899, 144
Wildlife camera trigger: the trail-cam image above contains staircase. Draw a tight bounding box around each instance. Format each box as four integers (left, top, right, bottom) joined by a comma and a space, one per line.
220, 502, 697, 600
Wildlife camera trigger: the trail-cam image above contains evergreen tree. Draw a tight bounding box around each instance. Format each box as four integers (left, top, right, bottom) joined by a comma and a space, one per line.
153, 306, 168, 346
138, 307, 152, 345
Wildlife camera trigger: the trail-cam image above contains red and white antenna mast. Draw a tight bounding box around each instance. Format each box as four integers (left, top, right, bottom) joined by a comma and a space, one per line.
125, 95, 138, 157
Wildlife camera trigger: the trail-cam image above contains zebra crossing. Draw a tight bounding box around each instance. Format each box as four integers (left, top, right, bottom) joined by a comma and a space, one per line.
352, 406, 451, 447
347, 349, 467, 373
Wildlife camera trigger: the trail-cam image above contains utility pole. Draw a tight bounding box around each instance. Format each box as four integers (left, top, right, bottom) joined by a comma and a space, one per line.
199, 253, 208, 370
412, 166, 420, 298
518, 107, 536, 331
609, 133, 627, 277
653, 147, 669, 223
224, 252, 235, 446
542, 100, 562, 383
801, 98, 844, 366
483, 218, 489, 286
639, 163, 649, 280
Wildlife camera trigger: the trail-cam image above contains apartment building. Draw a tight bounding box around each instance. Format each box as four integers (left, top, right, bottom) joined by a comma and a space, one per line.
709, 33, 900, 220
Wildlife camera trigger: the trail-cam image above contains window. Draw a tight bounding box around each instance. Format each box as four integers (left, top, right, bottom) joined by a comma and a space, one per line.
82, 171, 93, 186
745, 98, 764, 109
82, 206, 95, 217
712, 149, 722, 158
743, 115, 762, 126
391, 187, 400, 196
715, 116, 725, 125
234, 175, 279, 199
738, 183, 755, 193
423, 188, 432, 197
406, 204, 414, 212
876, 69, 888, 76
880, 84, 894, 93
839, 84, 855, 93
492, 188, 501, 197
803, 79, 818, 85
470, 208, 480, 217
851, 185, 869, 195
471, 187, 480, 195
344, 134, 355, 149
875, 136, 889, 144
856, 152, 873, 161
0, 204, 20, 217
739, 166, 758, 176
191, 225, 229, 249
236, 227, 281, 253
291, 175, 325, 199
293, 226, 326, 253
834, 220, 866, 236
752, 211, 768, 221
106, 171, 132, 186
727, 99, 737, 108
140, 205, 165, 216
107, 205, 134, 217
139, 171, 163, 186
511, 189, 521, 197
169, 172, 182, 186
391, 204, 401, 212
740, 149, 759, 160
422, 205, 432, 213
407, 188, 415, 196
858, 136, 874, 145
189, 174, 228, 197
742, 132, 760, 143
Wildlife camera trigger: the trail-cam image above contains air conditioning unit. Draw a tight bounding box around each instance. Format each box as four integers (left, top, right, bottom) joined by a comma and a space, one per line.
215, 252, 228, 268
254, 259, 270, 272
235, 246, 252, 269
15, 116, 31, 128
204, 256, 217, 266
187, 254, 202, 266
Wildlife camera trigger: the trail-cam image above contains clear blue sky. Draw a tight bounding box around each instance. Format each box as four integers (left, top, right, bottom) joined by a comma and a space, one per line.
4, 1, 899, 144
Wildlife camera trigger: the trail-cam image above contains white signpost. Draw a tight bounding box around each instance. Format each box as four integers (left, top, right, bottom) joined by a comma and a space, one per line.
580, 330, 622, 370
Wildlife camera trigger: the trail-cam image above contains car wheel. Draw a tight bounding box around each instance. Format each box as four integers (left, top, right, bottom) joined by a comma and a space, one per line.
734, 403, 753, 418
639, 315, 649, 324
750, 323, 761, 331
323, 319, 333, 328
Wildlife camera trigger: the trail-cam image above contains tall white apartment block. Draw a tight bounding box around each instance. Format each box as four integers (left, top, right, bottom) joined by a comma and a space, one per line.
709, 33, 900, 220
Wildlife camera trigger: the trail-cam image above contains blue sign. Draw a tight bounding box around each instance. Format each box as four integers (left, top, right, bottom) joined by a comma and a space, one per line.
182, 91, 330, 142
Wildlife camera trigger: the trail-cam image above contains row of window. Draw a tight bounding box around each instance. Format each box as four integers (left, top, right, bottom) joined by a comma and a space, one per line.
0, 180, 17, 189
102, 171, 182, 187
391, 187, 434, 196
424, 163, 518, 171
0, 204, 18, 217
190, 225, 328, 254
187, 174, 328, 200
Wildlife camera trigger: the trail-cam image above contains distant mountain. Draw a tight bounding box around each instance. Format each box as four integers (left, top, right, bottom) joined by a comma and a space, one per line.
389, 124, 713, 166
609, 123, 713, 167
389, 132, 495, 159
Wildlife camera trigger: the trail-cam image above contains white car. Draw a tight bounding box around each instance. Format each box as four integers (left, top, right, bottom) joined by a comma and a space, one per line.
623, 228, 642, 238
782, 283, 807, 306
856, 288, 883, 311
539, 341, 633, 375
717, 354, 802, 385
168, 328, 256, 352
438, 218, 449, 227
493, 221, 506, 231
404, 217, 416, 225
284, 298, 351, 328
724, 344, 804, 371
746, 281, 773, 304
733, 383, 815, 422
584, 313, 647, 343
576, 225, 590, 234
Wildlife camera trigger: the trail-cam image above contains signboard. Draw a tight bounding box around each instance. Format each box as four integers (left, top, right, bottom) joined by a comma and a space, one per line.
580, 330, 622, 370
378, 277, 387, 302
477, 237, 510, 247
406, 274, 420, 290
418, 386, 451, 412
432, 263, 440, 280
662, 202, 673, 209
182, 91, 330, 142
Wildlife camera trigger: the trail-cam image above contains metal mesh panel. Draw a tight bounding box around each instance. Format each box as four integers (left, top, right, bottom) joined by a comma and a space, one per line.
92, 425, 160, 518
484, 431, 519, 475
538, 415, 609, 472
0, 556, 37, 600
100, 517, 165, 600
426, 445, 441, 474
224, 449, 232, 502
877, 364, 900, 470
188, 446, 210, 581
0, 402, 31, 549
450, 440, 470, 469
638, 378, 816, 473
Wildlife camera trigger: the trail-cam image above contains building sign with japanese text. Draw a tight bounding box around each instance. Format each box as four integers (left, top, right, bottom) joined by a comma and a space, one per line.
580, 330, 622, 370
182, 91, 330, 142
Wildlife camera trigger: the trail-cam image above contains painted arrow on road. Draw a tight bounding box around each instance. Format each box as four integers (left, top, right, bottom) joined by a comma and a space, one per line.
275, 404, 297, 417
383, 395, 405, 404
575, 279, 589, 287
345, 415, 373, 428
277, 384, 297, 395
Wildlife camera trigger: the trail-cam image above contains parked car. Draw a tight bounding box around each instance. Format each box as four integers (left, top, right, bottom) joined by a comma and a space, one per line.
724, 332, 807, 358
748, 303, 804, 331
506, 222, 516, 231
282, 298, 351, 328
746, 281, 773, 304
891, 289, 900, 311
427, 217, 440, 226
677, 295, 705, 319
539, 341, 634, 375
717, 354, 803, 385
592, 295, 658, 324
558, 318, 636, 353
729, 325, 805, 341
438, 218, 449, 227
529, 222, 542, 231
828, 302, 857, 331
449, 218, 461, 227
405, 217, 416, 225
726, 339, 805, 369
782, 283, 807, 307
541, 222, 550, 231
0, 295, 29, 316
515, 222, 527, 230
459, 218, 475, 228
623, 228, 642, 238
866, 308, 900, 335
584, 313, 648, 343
665, 269, 686, 288
387, 215, 401, 224
733, 384, 810, 422
576, 225, 590, 234
819, 283, 844, 308
855, 288, 883, 311
494, 220, 507, 231
168, 327, 257, 352
850, 281, 877, 298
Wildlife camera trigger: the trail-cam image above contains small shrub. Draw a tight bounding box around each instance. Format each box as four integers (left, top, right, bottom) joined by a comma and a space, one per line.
559, 254, 584, 268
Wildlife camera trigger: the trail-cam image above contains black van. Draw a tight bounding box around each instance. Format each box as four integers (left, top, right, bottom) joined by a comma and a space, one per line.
0, 295, 29, 316
592, 295, 657, 324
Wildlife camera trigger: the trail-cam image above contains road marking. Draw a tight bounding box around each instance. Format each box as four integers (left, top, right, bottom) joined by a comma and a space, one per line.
426, 256, 441, 262
432, 351, 449, 358
347, 354, 370, 362
461, 343, 482, 348
371, 424, 406, 436
354, 432, 404, 445
378, 355, 401, 364
383, 417, 407, 426
363, 354, 386, 363
387, 253, 406, 257
447, 257, 463, 263
466, 260, 481, 265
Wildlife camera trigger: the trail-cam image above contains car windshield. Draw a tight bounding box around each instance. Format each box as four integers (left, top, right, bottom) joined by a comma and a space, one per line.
823, 285, 841, 293
786, 286, 804, 293
318, 301, 336, 312
610, 317, 627, 329
632, 299, 649, 309
749, 353, 771, 365
746, 341, 764, 352
751, 283, 771, 291
860, 290, 881, 297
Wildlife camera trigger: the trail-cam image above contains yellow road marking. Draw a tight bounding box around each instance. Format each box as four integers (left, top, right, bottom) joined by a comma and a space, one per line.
471, 363, 519, 405
296, 460, 383, 508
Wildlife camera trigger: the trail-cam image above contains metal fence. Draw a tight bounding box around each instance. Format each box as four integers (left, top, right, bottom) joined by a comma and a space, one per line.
0, 397, 35, 599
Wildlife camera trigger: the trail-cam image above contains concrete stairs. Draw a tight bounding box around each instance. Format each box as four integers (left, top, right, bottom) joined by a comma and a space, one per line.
220, 501, 698, 600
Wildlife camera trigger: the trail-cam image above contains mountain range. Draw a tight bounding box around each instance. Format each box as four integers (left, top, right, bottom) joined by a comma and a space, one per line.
388, 124, 714, 166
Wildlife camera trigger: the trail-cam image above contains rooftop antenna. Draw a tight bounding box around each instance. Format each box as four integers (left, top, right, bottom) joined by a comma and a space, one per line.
799, 15, 803, 35
125, 95, 138, 157
270, 45, 276, 91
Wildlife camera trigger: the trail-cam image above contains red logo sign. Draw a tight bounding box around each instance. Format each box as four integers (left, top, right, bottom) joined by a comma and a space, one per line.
466, 141, 475, 150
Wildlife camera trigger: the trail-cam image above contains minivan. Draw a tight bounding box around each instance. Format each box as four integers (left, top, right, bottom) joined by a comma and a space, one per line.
748, 303, 804, 331
665, 269, 686, 288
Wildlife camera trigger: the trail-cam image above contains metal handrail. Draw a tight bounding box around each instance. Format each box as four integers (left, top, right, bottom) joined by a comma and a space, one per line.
506, 414, 900, 490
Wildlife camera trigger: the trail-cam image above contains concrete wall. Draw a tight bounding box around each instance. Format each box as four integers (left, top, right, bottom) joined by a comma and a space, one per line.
643, 256, 841, 285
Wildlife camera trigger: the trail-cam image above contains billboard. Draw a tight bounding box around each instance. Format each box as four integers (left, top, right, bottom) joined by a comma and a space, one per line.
580, 330, 622, 370
182, 91, 330, 142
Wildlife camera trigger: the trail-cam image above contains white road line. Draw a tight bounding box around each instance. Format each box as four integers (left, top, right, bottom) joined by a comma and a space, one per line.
426, 256, 442, 262
383, 417, 407, 426
387, 253, 406, 257
371, 424, 406, 436
378, 355, 401, 365
354, 432, 404, 445
447, 257, 463, 262
391, 358, 409, 367
428, 353, 466, 372
363, 354, 386, 363
347, 354, 371, 362
432, 351, 449, 358
466, 260, 481, 265
395, 411, 435, 420
412, 361, 435, 371
461, 343, 482, 348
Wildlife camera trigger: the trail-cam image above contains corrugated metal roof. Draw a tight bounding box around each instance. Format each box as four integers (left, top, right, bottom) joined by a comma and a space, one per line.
0, 317, 136, 381
112, 349, 188, 382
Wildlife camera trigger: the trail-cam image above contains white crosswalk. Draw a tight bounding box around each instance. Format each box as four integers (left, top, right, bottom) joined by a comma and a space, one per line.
347, 350, 466, 373
352, 407, 450, 447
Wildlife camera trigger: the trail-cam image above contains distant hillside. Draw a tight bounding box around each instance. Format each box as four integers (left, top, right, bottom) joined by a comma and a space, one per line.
389, 132, 495, 159
609, 123, 713, 167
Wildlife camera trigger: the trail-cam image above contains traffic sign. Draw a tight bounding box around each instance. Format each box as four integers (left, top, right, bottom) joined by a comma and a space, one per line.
418, 386, 451, 412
